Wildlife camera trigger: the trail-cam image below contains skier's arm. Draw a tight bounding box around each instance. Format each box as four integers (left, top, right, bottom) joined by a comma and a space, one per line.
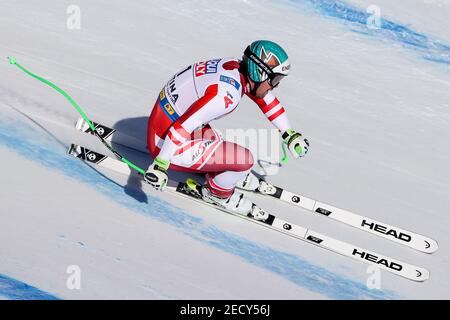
249, 92, 309, 158
248, 92, 291, 133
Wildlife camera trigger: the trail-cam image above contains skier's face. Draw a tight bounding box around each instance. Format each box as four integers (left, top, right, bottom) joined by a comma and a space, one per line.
254, 80, 273, 98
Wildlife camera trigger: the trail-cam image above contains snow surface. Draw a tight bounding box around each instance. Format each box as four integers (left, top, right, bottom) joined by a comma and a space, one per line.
0, 0, 449, 299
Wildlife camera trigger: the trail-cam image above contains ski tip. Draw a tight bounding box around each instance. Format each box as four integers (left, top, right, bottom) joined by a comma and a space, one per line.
422, 239, 439, 254
75, 117, 85, 130
67, 143, 82, 157
67, 143, 76, 155
413, 267, 430, 282
75, 117, 91, 133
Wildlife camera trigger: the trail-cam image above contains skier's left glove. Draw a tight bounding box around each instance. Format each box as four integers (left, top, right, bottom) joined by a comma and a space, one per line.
144, 156, 170, 190
282, 129, 309, 158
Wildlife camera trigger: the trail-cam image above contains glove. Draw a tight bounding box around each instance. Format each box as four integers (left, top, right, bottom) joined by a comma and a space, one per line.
144, 156, 170, 190
282, 129, 309, 158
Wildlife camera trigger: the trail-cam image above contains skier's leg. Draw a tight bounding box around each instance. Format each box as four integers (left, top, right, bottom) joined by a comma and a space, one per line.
147, 99, 172, 156
148, 125, 267, 219
200, 142, 254, 198
198, 143, 270, 218
156, 126, 253, 180
185, 135, 268, 219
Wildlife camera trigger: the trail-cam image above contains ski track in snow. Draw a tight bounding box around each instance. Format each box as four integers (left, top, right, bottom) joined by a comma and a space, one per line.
0, 274, 59, 300
0, 117, 398, 300
287, 0, 450, 65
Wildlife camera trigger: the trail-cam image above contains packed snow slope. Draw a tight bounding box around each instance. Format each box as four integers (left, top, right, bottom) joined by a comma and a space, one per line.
0, 0, 449, 299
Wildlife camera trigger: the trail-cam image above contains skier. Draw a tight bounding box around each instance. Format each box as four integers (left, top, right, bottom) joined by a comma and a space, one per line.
144, 40, 309, 219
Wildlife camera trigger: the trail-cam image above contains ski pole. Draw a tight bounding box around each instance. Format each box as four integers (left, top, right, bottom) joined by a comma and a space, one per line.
8, 56, 146, 175
281, 140, 289, 164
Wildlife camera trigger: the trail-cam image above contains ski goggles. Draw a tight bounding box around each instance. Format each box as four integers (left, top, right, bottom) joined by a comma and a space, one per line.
267, 73, 285, 88
244, 46, 286, 88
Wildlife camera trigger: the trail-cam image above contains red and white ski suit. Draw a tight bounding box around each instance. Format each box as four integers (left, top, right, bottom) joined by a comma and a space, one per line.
147, 58, 291, 197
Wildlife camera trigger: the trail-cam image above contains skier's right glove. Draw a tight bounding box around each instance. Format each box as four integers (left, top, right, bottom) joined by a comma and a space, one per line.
282, 129, 309, 158
144, 156, 170, 190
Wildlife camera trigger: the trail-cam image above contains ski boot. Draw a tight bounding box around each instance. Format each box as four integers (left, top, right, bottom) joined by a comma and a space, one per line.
236, 172, 278, 196
184, 178, 269, 221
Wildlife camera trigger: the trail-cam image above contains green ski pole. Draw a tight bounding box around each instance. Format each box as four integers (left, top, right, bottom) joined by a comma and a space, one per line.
8, 56, 145, 175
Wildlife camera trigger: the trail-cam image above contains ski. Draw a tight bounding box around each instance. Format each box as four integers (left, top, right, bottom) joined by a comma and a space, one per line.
75, 118, 148, 153
254, 181, 438, 254
74, 118, 438, 254
68, 143, 429, 282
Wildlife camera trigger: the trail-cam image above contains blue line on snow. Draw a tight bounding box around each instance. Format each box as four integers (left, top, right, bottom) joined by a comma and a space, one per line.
288, 0, 450, 65
0, 274, 59, 300
0, 118, 398, 299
